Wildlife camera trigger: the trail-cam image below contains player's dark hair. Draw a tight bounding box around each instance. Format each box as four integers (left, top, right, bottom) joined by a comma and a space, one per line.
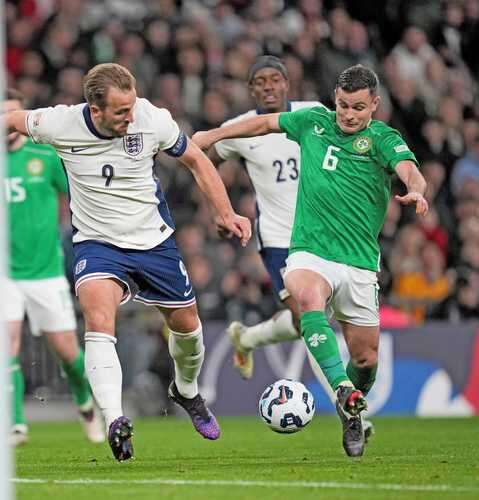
83, 63, 136, 109
248, 55, 288, 84
6, 88, 26, 105
336, 65, 379, 95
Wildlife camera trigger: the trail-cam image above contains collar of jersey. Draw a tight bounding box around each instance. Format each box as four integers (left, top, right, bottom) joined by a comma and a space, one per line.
256, 101, 292, 115
83, 104, 115, 140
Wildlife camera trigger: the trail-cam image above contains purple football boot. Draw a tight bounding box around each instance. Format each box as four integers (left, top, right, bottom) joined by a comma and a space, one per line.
108, 416, 134, 462
168, 382, 220, 440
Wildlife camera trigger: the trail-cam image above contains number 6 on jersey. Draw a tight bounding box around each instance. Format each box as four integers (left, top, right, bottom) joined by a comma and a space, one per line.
322, 145, 340, 171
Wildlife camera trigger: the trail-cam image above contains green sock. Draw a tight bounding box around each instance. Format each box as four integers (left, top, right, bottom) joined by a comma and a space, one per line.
301, 311, 349, 391
347, 361, 377, 396
61, 351, 91, 408
10, 356, 26, 426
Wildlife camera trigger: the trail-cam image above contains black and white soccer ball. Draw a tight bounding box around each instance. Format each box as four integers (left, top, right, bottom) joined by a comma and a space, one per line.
258, 379, 315, 434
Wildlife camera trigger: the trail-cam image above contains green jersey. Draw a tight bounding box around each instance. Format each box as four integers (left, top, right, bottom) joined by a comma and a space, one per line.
279, 106, 418, 271
6, 138, 68, 280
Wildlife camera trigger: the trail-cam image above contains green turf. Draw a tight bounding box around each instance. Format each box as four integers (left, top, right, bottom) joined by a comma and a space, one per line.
14, 416, 479, 500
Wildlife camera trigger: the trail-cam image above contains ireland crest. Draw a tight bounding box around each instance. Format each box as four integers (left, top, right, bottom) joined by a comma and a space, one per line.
353, 136, 372, 154
123, 133, 144, 156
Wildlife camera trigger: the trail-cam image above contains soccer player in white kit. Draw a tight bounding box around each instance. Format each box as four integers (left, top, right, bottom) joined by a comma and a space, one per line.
6, 63, 251, 461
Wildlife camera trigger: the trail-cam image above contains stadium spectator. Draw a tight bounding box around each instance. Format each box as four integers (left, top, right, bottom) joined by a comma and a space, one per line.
392, 242, 454, 323
451, 131, 479, 195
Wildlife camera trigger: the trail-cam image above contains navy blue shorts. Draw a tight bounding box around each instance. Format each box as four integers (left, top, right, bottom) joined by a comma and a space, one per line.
259, 247, 290, 301
72, 236, 196, 308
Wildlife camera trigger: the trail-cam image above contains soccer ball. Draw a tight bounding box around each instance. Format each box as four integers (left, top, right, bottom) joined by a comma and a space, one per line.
258, 379, 315, 434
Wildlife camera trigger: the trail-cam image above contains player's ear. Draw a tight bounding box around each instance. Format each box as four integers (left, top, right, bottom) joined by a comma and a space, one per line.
372, 95, 380, 112
89, 103, 101, 118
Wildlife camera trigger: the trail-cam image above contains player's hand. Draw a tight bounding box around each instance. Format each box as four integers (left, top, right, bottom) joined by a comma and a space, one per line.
215, 213, 252, 247
192, 131, 215, 151
394, 192, 429, 216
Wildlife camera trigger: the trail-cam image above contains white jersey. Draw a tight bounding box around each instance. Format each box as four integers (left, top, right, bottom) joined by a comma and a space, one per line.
215, 101, 324, 249
26, 98, 186, 250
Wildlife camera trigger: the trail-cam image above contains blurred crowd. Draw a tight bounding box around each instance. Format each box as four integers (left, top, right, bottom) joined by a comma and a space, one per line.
6, 0, 479, 326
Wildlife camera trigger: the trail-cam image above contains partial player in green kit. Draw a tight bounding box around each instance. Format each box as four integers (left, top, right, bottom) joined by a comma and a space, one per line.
3, 89, 104, 446
193, 65, 428, 457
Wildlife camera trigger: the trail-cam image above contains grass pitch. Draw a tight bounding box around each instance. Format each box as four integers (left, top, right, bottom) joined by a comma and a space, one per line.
14, 416, 479, 500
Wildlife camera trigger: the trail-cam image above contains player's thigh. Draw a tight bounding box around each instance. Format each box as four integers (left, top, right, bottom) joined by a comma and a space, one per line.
73, 240, 133, 306
340, 321, 379, 367
21, 277, 77, 337
73, 240, 133, 333
284, 251, 334, 311
78, 278, 124, 334
3, 277, 26, 324
334, 265, 379, 365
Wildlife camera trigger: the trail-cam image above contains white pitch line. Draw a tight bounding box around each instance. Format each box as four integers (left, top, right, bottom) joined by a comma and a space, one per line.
12, 478, 479, 493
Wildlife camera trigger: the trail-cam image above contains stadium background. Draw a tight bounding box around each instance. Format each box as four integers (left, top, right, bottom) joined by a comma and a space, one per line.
6, 0, 479, 418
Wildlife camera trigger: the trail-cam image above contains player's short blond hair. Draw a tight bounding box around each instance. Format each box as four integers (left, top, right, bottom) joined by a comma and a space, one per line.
83, 63, 136, 109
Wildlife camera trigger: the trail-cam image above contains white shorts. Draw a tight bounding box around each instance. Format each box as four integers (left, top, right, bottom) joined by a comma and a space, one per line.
285, 251, 380, 326
3, 276, 77, 336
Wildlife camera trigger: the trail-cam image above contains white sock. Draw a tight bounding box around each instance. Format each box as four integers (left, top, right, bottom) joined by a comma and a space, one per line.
168, 323, 204, 399
240, 309, 300, 351
84, 332, 123, 429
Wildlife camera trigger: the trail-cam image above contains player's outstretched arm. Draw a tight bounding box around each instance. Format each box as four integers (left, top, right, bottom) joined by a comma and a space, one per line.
192, 113, 281, 151
4, 110, 29, 135
179, 138, 252, 247
395, 160, 429, 216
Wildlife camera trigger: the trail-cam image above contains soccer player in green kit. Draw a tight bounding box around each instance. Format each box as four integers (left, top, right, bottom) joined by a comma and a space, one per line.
193, 65, 428, 457
3, 89, 104, 446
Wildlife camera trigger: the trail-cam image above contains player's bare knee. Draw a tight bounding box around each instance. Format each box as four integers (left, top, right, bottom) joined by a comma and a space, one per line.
162, 305, 200, 333
296, 287, 326, 312
352, 350, 377, 368
83, 309, 115, 333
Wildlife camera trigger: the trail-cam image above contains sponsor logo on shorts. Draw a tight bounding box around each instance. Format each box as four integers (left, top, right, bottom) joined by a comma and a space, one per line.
308, 333, 327, 347
75, 259, 87, 275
